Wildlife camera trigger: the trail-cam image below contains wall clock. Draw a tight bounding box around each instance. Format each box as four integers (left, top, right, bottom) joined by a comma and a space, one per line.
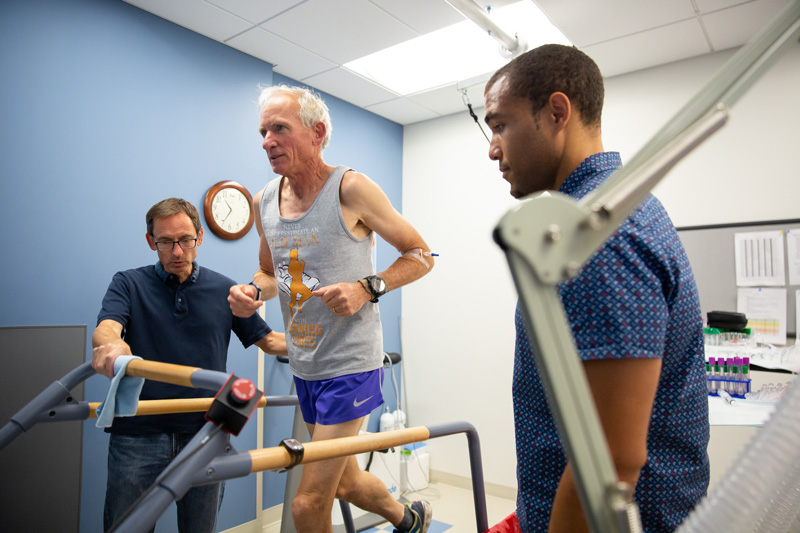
203, 180, 255, 240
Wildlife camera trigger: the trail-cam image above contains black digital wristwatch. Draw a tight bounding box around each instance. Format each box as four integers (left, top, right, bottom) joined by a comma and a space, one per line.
279, 438, 305, 470
359, 275, 387, 303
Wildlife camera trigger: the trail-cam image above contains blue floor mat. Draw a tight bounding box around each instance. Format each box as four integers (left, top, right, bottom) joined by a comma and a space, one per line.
360, 518, 453, 532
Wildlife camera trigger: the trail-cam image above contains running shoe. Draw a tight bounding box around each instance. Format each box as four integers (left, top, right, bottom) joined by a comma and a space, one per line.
394, 500, 432, 533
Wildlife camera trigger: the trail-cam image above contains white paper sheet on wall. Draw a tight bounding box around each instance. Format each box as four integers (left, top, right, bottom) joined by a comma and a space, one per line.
734, 231, 786, 287
787, 230, 800, 286
737, 287, 787, 345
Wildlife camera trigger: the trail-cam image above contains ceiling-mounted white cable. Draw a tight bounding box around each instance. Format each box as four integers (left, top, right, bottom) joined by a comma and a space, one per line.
444, 0, 528, 58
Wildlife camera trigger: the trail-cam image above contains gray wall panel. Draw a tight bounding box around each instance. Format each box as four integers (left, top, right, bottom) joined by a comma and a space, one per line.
0, 325, 86, 532
678, 220, 800, 338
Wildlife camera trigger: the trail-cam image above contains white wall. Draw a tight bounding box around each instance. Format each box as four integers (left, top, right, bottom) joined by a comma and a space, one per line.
401, 110, 519, 488
604, 47, 800, 226
400, 46, 800, 491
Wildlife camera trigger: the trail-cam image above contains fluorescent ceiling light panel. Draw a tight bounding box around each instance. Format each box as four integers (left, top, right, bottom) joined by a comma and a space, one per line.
344, 1, 571, 96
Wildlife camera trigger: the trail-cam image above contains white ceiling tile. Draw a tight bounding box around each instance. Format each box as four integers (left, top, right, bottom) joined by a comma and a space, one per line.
534, 0, 697, 47
227, 27, 336, 80
206, 0, 305, 24
474, 0, 524, 7
365, 97, 440, 125
125, 0, 785, 125
260, 0, 420, 64
702, 0, 792, 51
407, 83, 483, 119
302, 67, 401, 108
369, 0, 521, 36
369, 0, 463, 34
583, 19, 712, 78
694, 0, 754, 14
124, 0, 251, 42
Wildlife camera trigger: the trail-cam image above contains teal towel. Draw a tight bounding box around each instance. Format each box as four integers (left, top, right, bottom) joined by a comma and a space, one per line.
95, 355, 145, 428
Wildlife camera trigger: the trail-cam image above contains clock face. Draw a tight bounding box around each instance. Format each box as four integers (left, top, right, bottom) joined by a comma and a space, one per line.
204, 180, 254, 240
212, 187, 250, 233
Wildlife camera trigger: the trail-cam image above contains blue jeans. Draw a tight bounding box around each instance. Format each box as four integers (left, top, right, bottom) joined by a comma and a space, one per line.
104, 433, 224, 533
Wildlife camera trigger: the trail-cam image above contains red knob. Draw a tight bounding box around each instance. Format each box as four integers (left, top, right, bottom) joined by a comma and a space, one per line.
230, 378, 256, 404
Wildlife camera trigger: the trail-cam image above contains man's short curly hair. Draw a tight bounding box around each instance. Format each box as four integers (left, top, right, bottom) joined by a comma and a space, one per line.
486, 44, 604, 129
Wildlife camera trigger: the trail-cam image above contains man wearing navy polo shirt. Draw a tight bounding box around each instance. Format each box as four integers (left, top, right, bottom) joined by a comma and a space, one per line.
483, 45, 709, 532
92, 197, 286, 533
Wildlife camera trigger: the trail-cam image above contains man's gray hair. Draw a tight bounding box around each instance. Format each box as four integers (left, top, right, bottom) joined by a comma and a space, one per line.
258, 85, 332, 150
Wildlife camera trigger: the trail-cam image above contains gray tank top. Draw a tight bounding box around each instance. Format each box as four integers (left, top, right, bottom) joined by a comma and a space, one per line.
260, 165, 383, 380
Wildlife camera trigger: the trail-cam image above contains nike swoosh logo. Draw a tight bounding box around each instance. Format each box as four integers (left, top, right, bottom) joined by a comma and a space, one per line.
353, 396, 373, 407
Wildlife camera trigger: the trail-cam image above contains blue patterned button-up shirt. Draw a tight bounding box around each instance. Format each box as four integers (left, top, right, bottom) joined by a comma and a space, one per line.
513, 152, 709, 532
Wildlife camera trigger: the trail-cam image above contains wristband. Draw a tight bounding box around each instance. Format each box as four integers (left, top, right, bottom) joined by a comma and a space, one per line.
360, 275, 386, 303
248, 282, 261, 301
279, 438, 304, 471
358, 278, 373, 300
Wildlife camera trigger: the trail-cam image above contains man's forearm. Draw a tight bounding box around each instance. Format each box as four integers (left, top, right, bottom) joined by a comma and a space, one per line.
253, 269, 278, 300
378, 252, 434, 293
92, 321, 128, 350
548, 465, 588, 533
255, 332, 288, 356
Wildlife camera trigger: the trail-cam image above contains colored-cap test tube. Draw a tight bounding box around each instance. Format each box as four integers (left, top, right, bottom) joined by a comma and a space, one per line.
708, 357, 716, 393
742, 357, 749, 394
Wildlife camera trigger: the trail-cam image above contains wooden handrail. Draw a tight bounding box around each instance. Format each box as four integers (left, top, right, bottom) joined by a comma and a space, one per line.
124, 359, 200, 387
87, 396, 275, 418
248, 426, 431, 473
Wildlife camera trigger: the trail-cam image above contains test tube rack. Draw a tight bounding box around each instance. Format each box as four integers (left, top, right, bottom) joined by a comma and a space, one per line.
704, 327, 754, 347
707, 377, 751, 398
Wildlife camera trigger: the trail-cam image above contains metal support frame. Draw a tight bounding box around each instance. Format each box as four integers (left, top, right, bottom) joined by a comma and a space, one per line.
112, 420, 486, 532
0, 362, 95, 448
0, 360, 298, 451
492, 2, 800, 531
1, 360, 489, 533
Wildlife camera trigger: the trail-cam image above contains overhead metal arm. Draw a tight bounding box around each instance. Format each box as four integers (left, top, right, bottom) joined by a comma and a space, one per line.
445, 0, 527, 57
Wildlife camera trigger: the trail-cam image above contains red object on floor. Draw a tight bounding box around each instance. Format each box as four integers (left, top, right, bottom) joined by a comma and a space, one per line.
483, 512, 521, 533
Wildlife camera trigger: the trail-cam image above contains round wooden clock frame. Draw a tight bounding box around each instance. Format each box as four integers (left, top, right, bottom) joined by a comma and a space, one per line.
203, 180, 255, 240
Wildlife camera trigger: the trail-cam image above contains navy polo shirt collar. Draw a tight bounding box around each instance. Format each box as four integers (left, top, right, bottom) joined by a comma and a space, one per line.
154, 261, 201, 285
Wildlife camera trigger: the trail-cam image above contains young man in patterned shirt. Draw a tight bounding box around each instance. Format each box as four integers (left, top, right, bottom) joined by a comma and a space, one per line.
483, 44, 710, 532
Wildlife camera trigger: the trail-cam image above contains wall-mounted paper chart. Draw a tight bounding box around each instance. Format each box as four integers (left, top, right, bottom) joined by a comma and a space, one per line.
787, 230, 800, 286
734, 230, 786, 287
737, 287, 787, 345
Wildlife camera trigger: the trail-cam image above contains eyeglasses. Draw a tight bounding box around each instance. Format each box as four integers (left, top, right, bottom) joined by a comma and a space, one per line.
153, 238, 198, 251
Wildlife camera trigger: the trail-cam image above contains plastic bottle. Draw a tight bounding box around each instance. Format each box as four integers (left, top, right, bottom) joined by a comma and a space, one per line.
380, 406, 395, 432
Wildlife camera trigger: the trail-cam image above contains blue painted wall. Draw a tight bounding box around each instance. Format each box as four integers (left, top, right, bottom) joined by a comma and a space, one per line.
0, 0, 404, 531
